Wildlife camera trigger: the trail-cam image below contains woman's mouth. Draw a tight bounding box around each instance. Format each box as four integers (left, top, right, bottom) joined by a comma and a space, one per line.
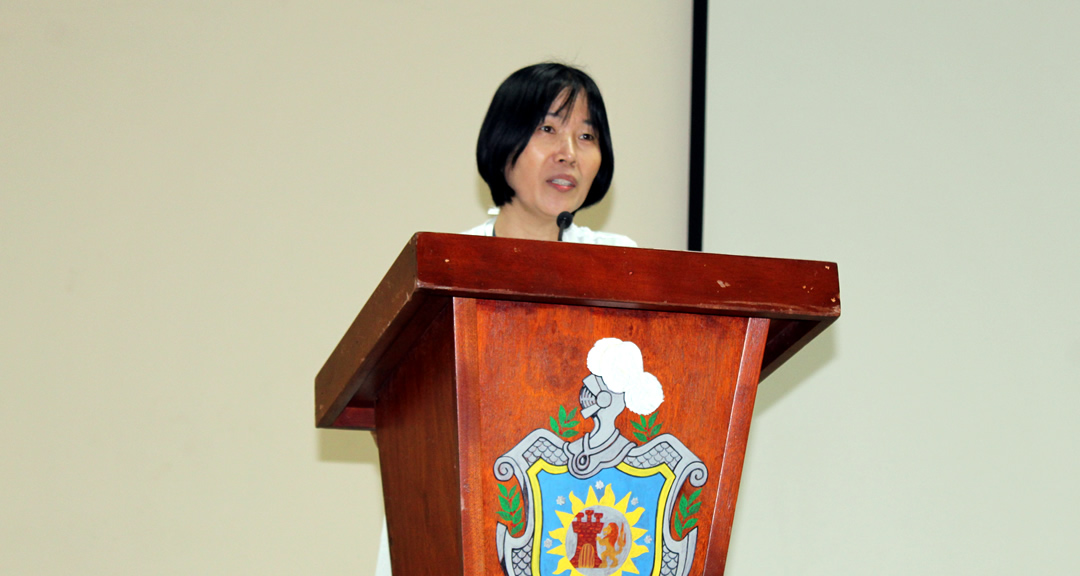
547, 176, 577, 191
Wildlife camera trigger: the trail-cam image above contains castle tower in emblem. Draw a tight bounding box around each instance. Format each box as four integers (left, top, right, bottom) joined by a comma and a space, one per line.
569, 510, 604, 568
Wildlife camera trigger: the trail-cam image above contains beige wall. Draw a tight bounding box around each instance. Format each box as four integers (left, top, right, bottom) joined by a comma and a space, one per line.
1, 2, 691, 574
705, 1, 1080, 573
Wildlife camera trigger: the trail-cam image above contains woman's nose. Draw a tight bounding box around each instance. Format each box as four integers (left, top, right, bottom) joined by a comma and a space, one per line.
556, 136, 577, 165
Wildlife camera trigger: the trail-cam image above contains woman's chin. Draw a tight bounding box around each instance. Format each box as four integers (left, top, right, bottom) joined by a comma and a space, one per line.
542, 200, 585, 219
503, 197, 583, 224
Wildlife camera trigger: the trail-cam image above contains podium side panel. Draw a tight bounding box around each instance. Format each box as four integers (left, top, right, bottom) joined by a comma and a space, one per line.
702, 317, 769, 575
375, 303, 464, 576
453, 297, 488, 575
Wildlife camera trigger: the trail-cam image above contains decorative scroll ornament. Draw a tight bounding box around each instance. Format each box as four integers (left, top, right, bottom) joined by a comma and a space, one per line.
495, 339, 707, 576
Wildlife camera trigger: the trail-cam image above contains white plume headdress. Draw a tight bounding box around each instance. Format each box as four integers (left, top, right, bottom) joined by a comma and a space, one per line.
586, 337, 665, 415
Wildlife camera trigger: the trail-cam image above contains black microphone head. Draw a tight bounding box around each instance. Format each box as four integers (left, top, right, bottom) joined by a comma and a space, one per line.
557, 211, 574, 230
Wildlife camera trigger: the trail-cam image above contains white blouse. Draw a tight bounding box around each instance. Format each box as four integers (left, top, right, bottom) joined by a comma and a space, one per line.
461, 216, 637, 247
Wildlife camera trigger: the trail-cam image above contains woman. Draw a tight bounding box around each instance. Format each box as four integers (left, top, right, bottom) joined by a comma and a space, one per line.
375, 63, 635, 576
464, 63, 636, 247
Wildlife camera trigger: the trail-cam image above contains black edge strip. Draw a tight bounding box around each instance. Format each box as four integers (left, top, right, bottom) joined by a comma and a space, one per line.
688, 0, 708, 252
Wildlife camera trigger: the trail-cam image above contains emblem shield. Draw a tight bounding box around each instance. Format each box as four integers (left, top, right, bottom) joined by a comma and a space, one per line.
494, 339, 707, 576
496, 430, 705, 576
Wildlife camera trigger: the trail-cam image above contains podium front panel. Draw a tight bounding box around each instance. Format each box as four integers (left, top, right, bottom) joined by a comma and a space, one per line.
450, 298, 767, 576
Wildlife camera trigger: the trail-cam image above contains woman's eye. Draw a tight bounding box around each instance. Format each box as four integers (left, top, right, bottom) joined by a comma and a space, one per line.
580, 133, 595, 141
539, 125, 555, 133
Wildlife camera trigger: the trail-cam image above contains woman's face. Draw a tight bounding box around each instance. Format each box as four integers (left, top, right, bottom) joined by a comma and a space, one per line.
504, 93, 601, 222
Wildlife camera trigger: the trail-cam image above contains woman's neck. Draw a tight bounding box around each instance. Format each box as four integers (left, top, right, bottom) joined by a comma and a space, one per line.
493, 203, 561, 241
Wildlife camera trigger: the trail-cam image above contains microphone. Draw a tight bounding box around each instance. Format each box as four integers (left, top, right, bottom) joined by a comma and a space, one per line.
557, 211, 574, 241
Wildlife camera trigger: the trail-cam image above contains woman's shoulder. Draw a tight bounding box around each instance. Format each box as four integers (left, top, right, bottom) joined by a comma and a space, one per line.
461, 217, 496, 236
564, 224, 638, 247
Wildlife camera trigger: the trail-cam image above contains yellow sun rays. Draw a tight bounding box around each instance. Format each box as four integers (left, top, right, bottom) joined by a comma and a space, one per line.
547, 484, 650, 576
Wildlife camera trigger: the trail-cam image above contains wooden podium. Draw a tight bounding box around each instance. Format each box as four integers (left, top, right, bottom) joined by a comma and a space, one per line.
316, 233, 839, 576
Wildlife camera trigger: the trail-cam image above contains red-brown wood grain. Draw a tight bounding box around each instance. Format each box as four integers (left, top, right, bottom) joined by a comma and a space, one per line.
320, 233, 841, 575
414, 233, 837, 320
702, 317, 769, 574
316, 233, 839, 429
453, 298, 486, 575
374, 303, 465, 576
452, 300, 752, 576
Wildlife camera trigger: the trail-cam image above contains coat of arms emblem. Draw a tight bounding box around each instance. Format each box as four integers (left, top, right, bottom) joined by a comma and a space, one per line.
495, 338, 707, 576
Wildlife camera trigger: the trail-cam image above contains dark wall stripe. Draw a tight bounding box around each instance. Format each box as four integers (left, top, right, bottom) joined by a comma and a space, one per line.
688, 0, 708, 251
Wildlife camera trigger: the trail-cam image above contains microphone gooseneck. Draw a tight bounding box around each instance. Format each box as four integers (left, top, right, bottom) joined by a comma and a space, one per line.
557, 211, 574, 241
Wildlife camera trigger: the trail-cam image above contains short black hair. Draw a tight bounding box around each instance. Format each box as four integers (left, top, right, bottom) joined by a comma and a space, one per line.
476, 63, 614, 210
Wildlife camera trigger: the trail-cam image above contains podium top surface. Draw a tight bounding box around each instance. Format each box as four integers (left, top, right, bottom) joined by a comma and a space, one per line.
316, 233, 840, 428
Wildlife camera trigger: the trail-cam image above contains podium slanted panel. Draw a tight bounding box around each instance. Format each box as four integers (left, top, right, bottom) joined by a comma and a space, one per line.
315, 233, 839, 576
